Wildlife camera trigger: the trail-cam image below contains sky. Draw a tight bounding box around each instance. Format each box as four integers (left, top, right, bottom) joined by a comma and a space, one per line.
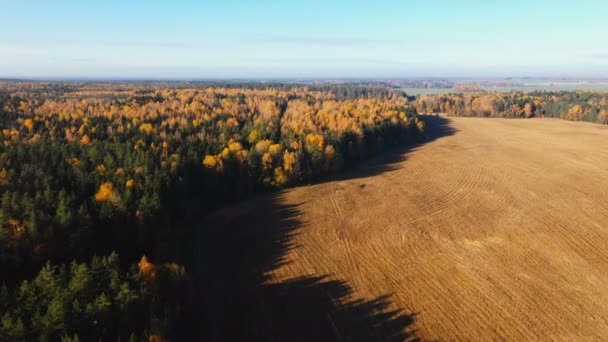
1, 0, 608, 79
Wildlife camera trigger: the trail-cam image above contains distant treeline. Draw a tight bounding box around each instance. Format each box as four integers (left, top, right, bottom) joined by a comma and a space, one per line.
0, 81, 407, 100
414, 91, 608, 124
0, 82, 423, 340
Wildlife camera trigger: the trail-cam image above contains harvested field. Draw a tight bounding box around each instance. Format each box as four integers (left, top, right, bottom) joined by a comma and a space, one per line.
194, 116, 608, 341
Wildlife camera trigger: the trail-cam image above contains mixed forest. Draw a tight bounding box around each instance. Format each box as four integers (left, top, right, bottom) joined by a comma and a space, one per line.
0, 81, 422, 340
415, 91, 608, 124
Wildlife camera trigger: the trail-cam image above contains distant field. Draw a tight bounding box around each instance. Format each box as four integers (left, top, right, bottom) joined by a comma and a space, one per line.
402, 83, 608, 96
197, 116, 608, 340
400, 87, 454, 96
481, 83, 608, 93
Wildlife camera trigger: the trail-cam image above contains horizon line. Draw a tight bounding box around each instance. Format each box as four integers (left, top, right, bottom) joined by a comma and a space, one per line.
3, 76, 608, 82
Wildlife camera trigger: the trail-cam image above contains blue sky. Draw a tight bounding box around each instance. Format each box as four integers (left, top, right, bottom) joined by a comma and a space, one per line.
1, 0, 607, 78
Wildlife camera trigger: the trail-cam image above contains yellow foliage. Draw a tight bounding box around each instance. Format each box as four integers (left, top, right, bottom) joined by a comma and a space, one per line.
305, 134, 325, 151
66, 157, 81, 167
566, 104, 584, 121
203, 155, 218, 168
290, 140, 300, 150
262, 152, 273, 171
24, 118, 34, 132
283, 151, 297, 174
138, 255, 156, 282
126, 179, 135, 188
235, 150, 249, 162
115, 167, 125, 176
203, 155, 223, 171
273, 167, 288, 186
64, 129, 76, 142
220, 147, 230, 159
258, 100, 281, 119
226, 117, 239, 127
255, 139, 272, 154
28, 133, 41, 143
248, 130, 262, 144
228, 140, 243, 153
524, 103, 534, 118
96, 164, 107, 174
268, 143, 282, 157
94, 182, 119, 204
140, 123, 154, 134
81, 134, 91, 145
9, 129, 19, 141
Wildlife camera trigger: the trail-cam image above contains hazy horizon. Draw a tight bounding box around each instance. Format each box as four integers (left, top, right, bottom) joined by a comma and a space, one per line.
2, 0, 608, 78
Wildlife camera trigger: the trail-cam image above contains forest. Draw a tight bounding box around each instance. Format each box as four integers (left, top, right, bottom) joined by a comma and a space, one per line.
0, 81, 422, 340
415, 91, 608, 124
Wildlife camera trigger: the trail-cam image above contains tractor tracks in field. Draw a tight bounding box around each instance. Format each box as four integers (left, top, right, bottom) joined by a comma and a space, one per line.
328, 181, 366, 286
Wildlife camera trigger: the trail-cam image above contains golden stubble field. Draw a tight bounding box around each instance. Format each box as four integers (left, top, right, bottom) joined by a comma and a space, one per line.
195, 116, 608, 341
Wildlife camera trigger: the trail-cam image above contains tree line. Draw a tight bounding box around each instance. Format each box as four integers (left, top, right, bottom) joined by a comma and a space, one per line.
414, 91, 608, 124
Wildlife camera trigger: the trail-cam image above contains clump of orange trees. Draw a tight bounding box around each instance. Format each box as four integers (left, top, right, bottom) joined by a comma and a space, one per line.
0, 81, 421, 339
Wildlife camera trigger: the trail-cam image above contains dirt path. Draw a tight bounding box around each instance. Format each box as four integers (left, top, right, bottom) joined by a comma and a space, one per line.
196, 116, 608, 341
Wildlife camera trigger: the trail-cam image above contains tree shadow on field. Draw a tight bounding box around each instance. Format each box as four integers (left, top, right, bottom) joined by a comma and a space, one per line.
190, 194, 417, 341
188, 115, 456, 341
